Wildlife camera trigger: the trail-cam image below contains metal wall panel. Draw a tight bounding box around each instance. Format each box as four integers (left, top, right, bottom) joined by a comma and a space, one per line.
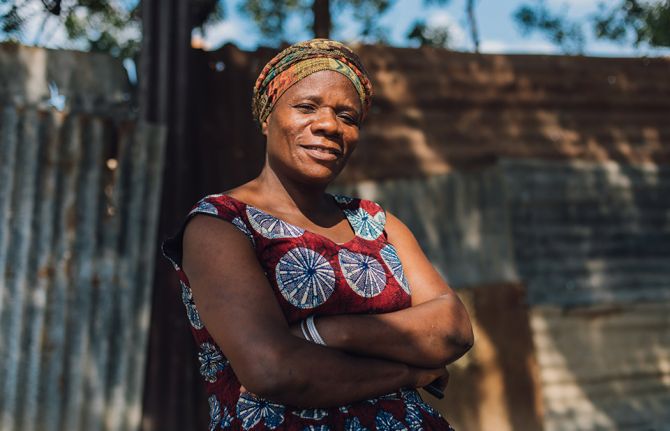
333, 159, 670, 430
501, 158, 670, 306
334, 158, 670, 306
331, 168, 519, 288
531, 303, 670, 431
0, 105, 166, 431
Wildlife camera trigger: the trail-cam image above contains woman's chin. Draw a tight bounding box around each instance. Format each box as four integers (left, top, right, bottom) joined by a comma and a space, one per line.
298, 164, 342, 185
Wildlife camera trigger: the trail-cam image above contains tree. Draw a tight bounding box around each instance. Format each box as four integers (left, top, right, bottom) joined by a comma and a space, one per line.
0, 0, 224, 58
406, 0, 480, 51
407, 20, 451, 48
239, 0, 482, 50
239, 0, 392, 44
465, 0, 479, 52
593, 0, 670, 48
514, 0, 670, 54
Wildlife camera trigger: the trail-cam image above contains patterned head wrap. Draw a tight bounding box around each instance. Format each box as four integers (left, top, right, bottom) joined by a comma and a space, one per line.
252, 39, 373, 126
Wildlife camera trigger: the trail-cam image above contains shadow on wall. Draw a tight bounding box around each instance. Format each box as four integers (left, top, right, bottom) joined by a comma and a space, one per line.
428, 284, 544, 431
503, 160, 670, 430
338, 46, 670, 182
338, 46, 670, 430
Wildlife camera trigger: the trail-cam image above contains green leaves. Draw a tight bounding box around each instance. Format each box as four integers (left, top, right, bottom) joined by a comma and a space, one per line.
513, 1, 585, 54
514, 0, 670, 53
1, 4, 24, 35
239, 0, 392, 45
593, 0, 670, 48
0, 0, 143, 58
407, 19, 450, 47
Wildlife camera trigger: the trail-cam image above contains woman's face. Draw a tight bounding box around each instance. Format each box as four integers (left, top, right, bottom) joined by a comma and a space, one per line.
262, 70, 362, 186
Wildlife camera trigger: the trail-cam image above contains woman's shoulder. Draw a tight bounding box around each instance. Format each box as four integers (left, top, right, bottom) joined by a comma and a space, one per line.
188, 193, 246, 221
162, 193, 255, 270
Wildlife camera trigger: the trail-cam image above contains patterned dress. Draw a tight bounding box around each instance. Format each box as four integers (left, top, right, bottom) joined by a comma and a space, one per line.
162, 193, 455, 431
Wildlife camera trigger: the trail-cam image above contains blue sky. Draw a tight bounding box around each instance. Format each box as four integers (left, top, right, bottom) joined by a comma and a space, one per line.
3, 0, 669, 57
199, 0, 670, 57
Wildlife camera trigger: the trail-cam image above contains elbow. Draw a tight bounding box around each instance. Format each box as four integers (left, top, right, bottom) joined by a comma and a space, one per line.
420, 326, 474, 368
234, 343, 309, 402
436, 303, 475, 366
453, 327, 474, 355
445, 319, 474, 363
428, 331, 473, 368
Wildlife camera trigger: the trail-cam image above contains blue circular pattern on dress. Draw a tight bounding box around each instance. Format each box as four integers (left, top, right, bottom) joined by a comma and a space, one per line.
220, 406, 233, 429
344, 207, 385, 241
232, 216, 255, 245
275, 247, 336, 309
338, 250, 387, 298
375, 410, 406, 431
246, 206, 304, 239
379, 244, 411, 295
191, 200, 219, 217
236, 393, 285, 430
198, 342, 228, 383
401, 389, 440, 417
293, 409, 329, 420
345, 417, 369, 431
208, 395, 222, 431
303, 426, 330, 431
405, 402, 424, 431
331, 193, 354, 205
180, 281, 203, 329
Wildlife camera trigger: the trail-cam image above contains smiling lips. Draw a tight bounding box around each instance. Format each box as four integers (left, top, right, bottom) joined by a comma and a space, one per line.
299, 144, 342, 161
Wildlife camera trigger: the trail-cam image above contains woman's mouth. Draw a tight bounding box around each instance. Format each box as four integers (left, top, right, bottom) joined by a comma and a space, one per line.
299, 145, 342, 161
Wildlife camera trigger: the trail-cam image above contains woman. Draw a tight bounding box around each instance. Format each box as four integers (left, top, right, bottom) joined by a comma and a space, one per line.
163, 39, 473, 430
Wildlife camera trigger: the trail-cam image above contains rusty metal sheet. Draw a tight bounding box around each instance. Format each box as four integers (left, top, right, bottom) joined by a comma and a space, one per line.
0, 105, 166, 431
531, 302, 670, 431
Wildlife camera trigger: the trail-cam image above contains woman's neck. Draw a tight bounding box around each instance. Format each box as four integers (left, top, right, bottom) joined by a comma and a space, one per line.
252, 164, 331, 215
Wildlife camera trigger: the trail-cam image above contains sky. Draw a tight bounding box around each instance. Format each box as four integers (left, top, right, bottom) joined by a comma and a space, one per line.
2, 0, 669, 58
198, 0, 670, 57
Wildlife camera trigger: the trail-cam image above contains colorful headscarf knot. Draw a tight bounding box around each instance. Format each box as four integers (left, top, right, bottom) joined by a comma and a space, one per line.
252, 39, 374, 126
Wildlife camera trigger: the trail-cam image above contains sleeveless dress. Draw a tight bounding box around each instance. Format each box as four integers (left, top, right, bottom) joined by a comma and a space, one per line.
162, 193, 455, 431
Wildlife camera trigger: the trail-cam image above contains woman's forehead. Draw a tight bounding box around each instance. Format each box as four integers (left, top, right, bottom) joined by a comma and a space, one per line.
284, 71, 360, 105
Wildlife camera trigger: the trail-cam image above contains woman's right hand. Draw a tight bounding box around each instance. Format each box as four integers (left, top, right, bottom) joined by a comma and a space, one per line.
411, 366, 449, 391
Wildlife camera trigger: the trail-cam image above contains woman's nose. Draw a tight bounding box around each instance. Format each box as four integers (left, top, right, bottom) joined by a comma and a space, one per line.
310, 108, 341, 137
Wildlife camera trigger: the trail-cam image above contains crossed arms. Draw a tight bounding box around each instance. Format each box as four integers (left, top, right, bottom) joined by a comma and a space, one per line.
182, 211, 473, 408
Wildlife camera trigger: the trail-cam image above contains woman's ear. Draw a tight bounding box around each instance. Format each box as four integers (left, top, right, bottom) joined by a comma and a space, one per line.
261, 116, 269, 136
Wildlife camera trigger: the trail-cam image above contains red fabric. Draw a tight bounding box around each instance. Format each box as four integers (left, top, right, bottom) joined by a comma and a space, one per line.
162, 193, 455, 431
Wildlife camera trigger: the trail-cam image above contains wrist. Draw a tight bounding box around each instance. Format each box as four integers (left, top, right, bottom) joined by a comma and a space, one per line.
317, 315, 352, 349
398, 362, 416, 389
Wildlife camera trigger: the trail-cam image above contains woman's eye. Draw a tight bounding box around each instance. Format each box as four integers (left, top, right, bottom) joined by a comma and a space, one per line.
295, 104, 316, 112
339, 114, 359, 126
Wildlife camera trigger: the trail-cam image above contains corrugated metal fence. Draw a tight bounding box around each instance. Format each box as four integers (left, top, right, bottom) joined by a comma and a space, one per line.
332, 158, 670, 430
0, 105, 166, 431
